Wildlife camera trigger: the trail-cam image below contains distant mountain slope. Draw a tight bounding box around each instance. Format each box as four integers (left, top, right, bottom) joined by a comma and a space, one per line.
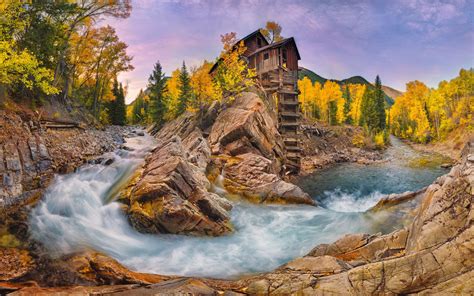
298, 67, 328, 85
298, 67, 401, 106
340, 75, 370, 85
381, 85, 403, 100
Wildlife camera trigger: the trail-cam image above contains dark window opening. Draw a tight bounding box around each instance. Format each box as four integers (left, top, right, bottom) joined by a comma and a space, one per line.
282, 49, 288, 63
263, 52, 269, 60
257, 38, 262, 47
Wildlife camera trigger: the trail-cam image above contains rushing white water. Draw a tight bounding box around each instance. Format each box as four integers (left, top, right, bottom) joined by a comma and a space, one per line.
322, 189, 384, 213
29, 133, 448, 279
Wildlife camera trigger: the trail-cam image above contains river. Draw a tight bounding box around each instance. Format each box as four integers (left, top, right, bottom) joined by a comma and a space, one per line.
29, 133, 449, 279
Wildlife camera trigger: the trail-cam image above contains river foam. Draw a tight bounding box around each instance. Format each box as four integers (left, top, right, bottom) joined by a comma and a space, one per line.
29, 133, 447, 279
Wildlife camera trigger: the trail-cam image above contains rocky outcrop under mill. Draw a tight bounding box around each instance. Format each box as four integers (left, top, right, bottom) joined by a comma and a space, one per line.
207, 92, 314, 205
126, 92, 314, 235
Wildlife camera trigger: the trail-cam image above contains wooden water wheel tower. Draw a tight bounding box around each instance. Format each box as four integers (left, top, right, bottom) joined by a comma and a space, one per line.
210, 30, 302, 173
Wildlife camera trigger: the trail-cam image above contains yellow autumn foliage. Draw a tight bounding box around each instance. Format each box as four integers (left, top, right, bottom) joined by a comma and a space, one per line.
347, 84, 366, 124
190, 61, 220, 108
213, 37, 256, 101
164, 69, 181, 121
390, 69, 473, 143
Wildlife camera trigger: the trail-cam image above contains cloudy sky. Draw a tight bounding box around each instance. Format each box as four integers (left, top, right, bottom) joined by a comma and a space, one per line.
107, 0, 473, 103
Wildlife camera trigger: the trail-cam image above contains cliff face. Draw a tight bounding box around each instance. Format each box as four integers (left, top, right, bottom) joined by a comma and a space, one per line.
0, 111, 121, 208
126, 92, 314, 236
0, 110, 124, 246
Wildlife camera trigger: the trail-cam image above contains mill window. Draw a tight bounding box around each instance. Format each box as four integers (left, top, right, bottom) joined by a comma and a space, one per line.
282, 49, 287, 63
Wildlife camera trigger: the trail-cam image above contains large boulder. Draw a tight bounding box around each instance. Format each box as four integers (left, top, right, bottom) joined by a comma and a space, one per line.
209, 92, 285, 171
128, 136, 232, 236
208, 92, 313, 206
13, 251, 168, 288
223, 153, 315, 205
60, 252, 168, 285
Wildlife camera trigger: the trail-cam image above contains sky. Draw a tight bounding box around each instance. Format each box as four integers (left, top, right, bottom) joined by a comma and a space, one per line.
106, 0, 474, 103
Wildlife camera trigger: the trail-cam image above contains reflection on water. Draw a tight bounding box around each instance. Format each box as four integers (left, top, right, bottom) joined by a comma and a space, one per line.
29, 134, 449, 279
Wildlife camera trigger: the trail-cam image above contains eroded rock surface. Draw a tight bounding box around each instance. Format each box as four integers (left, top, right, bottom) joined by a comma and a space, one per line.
208, 92, 284, 164
0, 247, 35, 281
127, 111, 233, 235
0, 111, 124, 211
369, 187, 427, 212
223, 153, 315, 205
209, 92, 314, 205
127, 92, 315, 235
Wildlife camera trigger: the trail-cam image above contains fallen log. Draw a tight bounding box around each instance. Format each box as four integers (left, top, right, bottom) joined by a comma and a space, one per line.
40, 118, 82, 129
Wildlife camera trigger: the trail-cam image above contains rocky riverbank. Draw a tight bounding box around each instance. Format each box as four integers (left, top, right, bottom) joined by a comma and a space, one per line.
299, 123, 384, 175
402, 126, 474, 163
0, 110, 126, 209
4, 139, 472, 295
0, 109, 129, 262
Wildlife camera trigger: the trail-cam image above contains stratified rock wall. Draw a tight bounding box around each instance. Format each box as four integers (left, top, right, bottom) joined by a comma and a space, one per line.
0, 111, 123, 211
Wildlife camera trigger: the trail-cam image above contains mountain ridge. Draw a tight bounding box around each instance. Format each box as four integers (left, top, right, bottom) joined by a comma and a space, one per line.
298, 66, 403, 105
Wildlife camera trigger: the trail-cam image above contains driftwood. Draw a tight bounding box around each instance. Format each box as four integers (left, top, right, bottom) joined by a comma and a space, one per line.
40, 118, 82, 129
301, 124, 325, 137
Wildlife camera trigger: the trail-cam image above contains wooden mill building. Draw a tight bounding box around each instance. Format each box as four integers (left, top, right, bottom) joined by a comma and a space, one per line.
211, 30, 302, 173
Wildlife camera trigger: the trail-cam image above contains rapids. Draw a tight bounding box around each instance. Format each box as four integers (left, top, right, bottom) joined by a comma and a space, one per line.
29, 133, 449, 279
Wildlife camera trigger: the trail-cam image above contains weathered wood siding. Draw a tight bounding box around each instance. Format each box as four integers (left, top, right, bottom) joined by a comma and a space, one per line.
285, 44, 299, 71
243, 34, 268, 56
251, 43, 299, 75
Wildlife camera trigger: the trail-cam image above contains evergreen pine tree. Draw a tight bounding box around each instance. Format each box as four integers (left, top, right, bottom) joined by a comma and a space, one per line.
359, 88, 376, 129
108, 79, 119, 125
343, 85, 352, 124
116, 83, 127, 125
177, 61, 192, 116
148, 61, 167, 126
108, 79, 127, 126
329, 101, 338, 125
374, 75, 386, 131
131, 90, 145, 124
